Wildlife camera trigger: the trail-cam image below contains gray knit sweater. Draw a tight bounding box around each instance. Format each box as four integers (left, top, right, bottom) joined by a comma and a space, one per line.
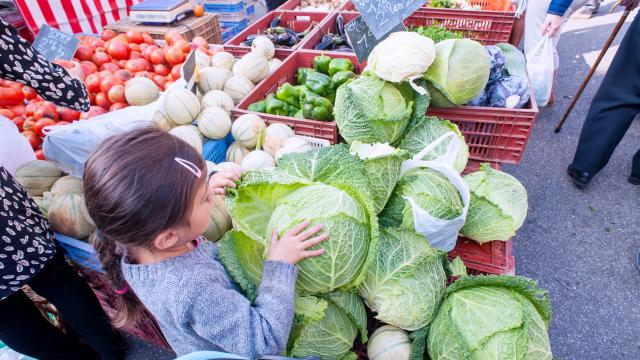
121, 240, 298, 358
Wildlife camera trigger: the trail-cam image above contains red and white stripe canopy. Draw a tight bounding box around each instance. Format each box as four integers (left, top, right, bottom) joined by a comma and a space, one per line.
13, 0, 142, 36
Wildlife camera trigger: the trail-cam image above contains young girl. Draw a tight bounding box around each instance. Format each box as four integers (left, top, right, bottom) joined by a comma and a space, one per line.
83, 127, 326, 358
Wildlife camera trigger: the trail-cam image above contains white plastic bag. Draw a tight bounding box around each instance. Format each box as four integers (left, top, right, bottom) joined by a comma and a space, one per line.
400, 132, 471, 252
526, 36, 554, 107
42, 79, 186, 177
0, 117, 36, 175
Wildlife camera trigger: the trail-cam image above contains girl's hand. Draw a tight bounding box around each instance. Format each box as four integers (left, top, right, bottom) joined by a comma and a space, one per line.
541, 14, 562, 37
209, 170, 241, 195
267, 220, 327, 265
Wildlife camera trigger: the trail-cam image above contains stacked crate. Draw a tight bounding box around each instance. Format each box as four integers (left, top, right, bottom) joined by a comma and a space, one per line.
205, 0, 258, 43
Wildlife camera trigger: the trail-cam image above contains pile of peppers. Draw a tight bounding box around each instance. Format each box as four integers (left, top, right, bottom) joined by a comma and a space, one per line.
247, 55, 356, 121
240, 17, 316, 48
313, 14, 353, 53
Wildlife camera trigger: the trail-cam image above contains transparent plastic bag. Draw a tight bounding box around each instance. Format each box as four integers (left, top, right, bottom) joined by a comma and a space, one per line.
400, 132, 471, 252
0, 117, 36, 175
526, 36, 554, 107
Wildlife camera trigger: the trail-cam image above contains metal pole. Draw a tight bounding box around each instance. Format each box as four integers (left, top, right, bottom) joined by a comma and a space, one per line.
554, 9, 630, 133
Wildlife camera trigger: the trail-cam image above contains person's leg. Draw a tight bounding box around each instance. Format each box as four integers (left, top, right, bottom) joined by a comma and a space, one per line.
28, 253, 126, 360
0, 289, 100, 359
570, 14, 640, 184
510, 13, 526, 47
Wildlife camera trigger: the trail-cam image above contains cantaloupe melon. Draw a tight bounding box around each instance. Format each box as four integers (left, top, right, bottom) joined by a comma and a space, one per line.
231, 114, 266, 148
164, 88, 201, 125
275, 137, 314, 162
48, 193, 95, 239
125, 77, 160, 106
201, 90, 234, 114
232, 53, 269, 84
212, 162, 242, 174
224, 75, 255, 104
251, 36, 275, 60
367, 326, 412, 360
197, 107, 232, 140
152, 110, 174, 131
263, 123, 295, 156
15, 160, 63, 196
226, 142, 251, 164
169, 125, 203, 154
198, 67, 232, 93
203, 195, 232, 242
50, 175, 83, 197
241, 150, 275, 172
211, 52, 235, 70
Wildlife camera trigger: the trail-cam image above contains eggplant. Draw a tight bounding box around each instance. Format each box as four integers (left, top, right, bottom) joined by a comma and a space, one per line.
270, 16, 281, 28
314, 35, 334, 50
274, 32, 294, 46
337, 14, 345, 37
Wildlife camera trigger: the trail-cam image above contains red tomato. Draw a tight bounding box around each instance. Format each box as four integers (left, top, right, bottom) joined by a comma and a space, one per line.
125, 58, 150, 73
165, 47, 184, 65
0, 109, 15, 119
109, 102, 128, 111
153, 64, 170, 76
34, 104, 58, 121
21, 131, 40, 150
80, 61, 98, 76
164, 30, 180, 45
126, 30, 144, 44
142, 44, 159, 60
54, 59, 75, 69
106, 40, 129, 60
101, 29, 116, 42
100, 76, 123, 94
34, 149, 45, 160
55, 121, 70, 126
107, 84, 126, 104
114, 69, 133, 81
85, 73, 102, 93
129, 51, 142, 60
100, 62, 120, 73
92, 52, 111, 66
117, 60, 127, 68
34, 118, 56, 137
0, 87, 25, 107
91, 38, 105, 48
10, 104, 25, 116
80, 106, 107, 120
25, 102, 39, 116
150, 48, 165, 65
142, 32, 155, 45
75, 44, 95, 61
23, 117, 36, 132
192, 36, 208, 49
128, 43, 141, 52
88, 92, 96, 105
95, 92, 112, 110
134, 71, 154, 80
170, 64, 182, 80
152, 75, 166, 89
174, 39, 191, 54
98, 70, 112, 78
57, 106, 81, 122
12, 116, 25, 131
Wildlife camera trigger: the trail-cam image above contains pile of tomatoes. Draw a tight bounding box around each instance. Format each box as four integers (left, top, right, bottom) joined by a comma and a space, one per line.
1, 28, 216, 158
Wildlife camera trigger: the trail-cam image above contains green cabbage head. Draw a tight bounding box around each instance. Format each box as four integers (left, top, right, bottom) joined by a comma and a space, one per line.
334, 76, 415, 145
427, 275, 553, 360
359, 228, 447, 331
461, 164, 528, 242
424, 38, 490, 106
400, 116, 469, 173
379, 168, 463, 229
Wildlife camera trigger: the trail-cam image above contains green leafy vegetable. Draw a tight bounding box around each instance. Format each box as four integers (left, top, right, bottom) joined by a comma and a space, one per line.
497, 42, 527, 78
412, 24, 463, 43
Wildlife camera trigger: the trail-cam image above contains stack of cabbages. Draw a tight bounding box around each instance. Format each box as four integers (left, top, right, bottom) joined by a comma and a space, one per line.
219, 32, 552, 360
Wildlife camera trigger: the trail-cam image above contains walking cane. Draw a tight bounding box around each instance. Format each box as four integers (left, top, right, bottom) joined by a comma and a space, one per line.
554, 7, 631, 133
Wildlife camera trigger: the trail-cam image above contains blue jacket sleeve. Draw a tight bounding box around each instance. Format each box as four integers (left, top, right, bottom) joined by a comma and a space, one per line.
548, 0, 574, 16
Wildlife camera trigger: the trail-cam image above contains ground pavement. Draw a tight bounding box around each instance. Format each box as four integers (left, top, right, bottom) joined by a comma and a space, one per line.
123, 4, 640, 359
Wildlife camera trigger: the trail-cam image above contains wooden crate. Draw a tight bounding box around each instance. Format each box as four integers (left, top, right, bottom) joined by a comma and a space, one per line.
105, 13, 222, 44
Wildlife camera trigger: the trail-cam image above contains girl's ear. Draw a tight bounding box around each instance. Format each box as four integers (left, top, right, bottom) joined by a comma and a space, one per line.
153, 228, 180, 250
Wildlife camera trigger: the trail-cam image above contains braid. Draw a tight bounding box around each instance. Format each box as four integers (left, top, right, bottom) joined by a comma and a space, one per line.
94, 230, 144, 328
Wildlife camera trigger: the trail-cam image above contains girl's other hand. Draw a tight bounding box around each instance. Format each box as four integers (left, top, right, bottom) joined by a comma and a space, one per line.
209, 170, 241, 195
267, 220, 327, 265
541, 14, 562, 37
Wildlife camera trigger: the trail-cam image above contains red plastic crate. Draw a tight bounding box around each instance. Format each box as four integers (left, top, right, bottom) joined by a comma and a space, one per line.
234, 50, 363, 144
279, 0, 354, 11
428, 90, 538, 164
450, 237, 515, 275
226, 11, 329, 50
298, 12, 359, 53
424, 0, 517, 12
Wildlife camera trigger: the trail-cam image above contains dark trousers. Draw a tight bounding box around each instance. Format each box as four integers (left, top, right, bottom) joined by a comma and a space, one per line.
0, 252, 124, 360
572, 13, 640, 177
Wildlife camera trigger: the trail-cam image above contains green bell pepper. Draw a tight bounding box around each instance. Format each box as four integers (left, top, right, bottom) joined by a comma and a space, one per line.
301, 93, 333, 121
328, 58, 355, 77
296, 67, 314, 85
276, 83, 301, 107
266, 94, 289, 116
331, 70, 356, 89
304, 72, 333, 97
313, 55, 331, 75
247, 100, 267, 113
288, 105, 300, 117
293, 109, 304, 118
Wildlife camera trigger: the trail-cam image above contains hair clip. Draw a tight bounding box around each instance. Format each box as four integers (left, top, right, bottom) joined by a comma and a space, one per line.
115, 282, 129, 295
174, 157, 202, 178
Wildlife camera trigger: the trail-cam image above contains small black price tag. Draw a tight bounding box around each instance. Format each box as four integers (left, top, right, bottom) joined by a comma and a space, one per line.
351, 0, 426, 40
181, 50, 198, 94
32, 24, 80, 62
345, 15, 406, 64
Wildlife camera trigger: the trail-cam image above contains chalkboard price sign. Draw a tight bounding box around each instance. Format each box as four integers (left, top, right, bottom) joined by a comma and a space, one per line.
351, 0, 426, 40
345, 15, 406, 63
32, 25, 80, 62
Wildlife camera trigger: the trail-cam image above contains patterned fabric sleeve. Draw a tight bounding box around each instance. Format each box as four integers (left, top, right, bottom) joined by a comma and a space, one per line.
0, 18, 89, 112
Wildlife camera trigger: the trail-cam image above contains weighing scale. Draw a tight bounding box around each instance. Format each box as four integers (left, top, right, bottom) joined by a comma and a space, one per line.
129, 0, 194, 24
